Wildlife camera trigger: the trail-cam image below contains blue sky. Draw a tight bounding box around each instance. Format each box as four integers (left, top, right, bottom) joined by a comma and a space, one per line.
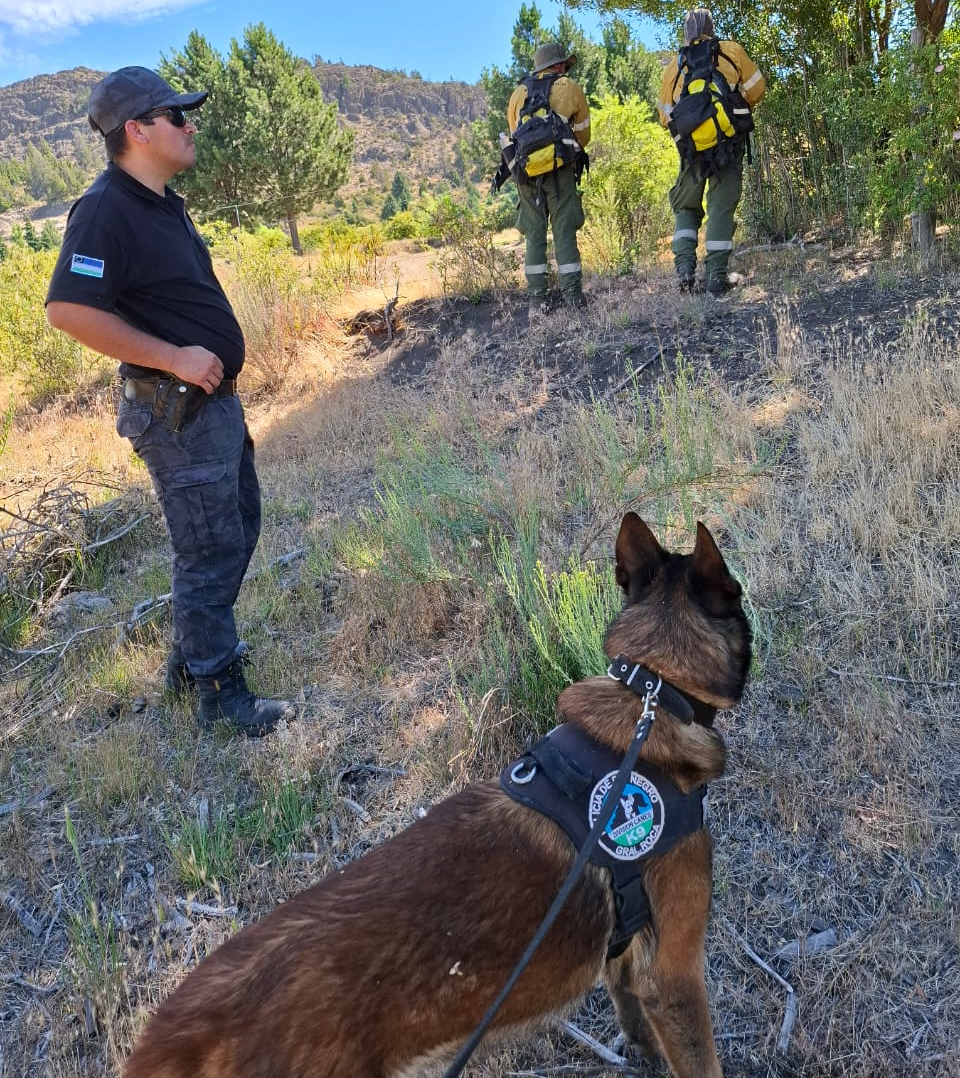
0, 0, 665, 89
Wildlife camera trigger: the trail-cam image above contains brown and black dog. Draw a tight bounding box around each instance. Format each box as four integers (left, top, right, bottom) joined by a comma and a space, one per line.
125, 513, 751, 1078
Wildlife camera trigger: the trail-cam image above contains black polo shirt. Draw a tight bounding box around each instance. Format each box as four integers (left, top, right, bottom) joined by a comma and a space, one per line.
46, 163, 245, 379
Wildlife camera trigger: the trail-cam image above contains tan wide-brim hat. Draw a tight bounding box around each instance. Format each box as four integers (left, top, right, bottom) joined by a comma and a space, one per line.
532, 43, 577, 73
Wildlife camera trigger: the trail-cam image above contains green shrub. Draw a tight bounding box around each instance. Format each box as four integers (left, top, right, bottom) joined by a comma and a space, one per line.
580, 94, 675, 273
0, 247, 90, 402
428, 194, 520, 298
384, 210, 421, 240
866, 39, 960, 234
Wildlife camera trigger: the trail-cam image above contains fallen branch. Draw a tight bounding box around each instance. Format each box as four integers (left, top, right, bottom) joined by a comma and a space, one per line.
732, 234, 828, 258
826, 665, 960, 690
724, 919, 797, 1055
6, 624, 108, 675
2, 973, 59, 996
384, 280, 400, 342
777, 991, 799, 1055
0, 784, 55, 818
508, 1066, 646, 1077
125, 594, 171, 634
86, 833, 141, 849
341, 797, 371, 823
559, 1020, 630, 1066
772, 928, 839, 963
7, 547, 308, 674
175, 898, 238, 919
2, 888, 44, 938
604, 357, 656, 399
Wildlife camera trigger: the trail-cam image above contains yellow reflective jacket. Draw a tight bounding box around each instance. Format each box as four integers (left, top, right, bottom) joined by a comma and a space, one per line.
507, 73, 591, 149
658, 38, 766, 129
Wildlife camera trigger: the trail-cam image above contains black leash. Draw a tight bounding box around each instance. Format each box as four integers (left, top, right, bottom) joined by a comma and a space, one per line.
441, 671, 663, 1078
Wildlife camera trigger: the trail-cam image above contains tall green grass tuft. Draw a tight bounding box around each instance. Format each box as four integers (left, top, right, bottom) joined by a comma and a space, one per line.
492, 534, 621, 734
64, 807, 124, 1027
342, 436, 493, 583
0, 248, 94, 403
165, 808, 248, 892
334, 363, 767, 744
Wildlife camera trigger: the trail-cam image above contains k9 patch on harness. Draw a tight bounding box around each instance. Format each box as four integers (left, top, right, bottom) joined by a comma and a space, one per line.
70, 254, 105, 278
590, 771, 665, 860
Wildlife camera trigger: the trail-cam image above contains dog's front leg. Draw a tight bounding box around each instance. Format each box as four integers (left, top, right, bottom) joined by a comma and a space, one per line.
602, 938, 660, 1063
637, 964, 722, 1078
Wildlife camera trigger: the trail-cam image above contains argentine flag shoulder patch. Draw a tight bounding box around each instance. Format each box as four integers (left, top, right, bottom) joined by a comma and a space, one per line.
71, 254, 105, 279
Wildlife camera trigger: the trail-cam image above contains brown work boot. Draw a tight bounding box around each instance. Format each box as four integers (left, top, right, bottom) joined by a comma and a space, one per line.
164, 640, 251, 695
562, 291, 588, 310
706, 271, 743, 296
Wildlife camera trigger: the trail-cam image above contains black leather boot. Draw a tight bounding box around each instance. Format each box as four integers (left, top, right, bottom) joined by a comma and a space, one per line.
165, 640, 251, 695
196, 661, 293, 738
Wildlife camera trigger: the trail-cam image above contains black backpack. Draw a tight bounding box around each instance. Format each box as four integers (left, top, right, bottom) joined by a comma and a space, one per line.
500, 73, 583, 186
667, 38, 754, 177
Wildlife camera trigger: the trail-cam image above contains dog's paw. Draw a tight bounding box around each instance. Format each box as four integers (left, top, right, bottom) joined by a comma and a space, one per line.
612, 1030, 662, 1068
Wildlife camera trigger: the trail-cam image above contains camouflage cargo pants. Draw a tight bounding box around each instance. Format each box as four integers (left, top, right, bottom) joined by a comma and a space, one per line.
116, 392, 261, 678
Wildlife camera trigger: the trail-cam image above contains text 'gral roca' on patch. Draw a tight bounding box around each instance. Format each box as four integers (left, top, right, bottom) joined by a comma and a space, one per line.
589, 771, 666, 860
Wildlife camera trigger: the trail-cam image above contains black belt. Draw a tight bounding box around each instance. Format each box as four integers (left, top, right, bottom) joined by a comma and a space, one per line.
122, 376, 237, 403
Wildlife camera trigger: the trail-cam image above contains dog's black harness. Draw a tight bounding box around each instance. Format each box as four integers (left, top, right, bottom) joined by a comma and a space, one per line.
500, 660, 707, 960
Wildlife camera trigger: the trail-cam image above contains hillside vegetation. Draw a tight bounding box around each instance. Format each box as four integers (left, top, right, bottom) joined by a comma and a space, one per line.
2, 6, 960, 1076
1, 235, 959, 1077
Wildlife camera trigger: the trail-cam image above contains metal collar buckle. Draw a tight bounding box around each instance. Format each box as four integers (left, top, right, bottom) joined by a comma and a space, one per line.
606, 655, 695, 724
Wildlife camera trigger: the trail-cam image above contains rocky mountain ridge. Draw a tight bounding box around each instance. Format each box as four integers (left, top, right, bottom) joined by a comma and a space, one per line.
0, 61, 488, 170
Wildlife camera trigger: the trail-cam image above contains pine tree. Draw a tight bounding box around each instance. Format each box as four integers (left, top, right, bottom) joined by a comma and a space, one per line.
390, 172, 412, 212
161, 25, 354, 253
39, 221, 61, 250
380, 192, 399, 220
22, 219, 42, 252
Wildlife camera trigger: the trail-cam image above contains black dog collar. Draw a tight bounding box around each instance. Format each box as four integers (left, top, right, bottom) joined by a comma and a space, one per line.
606, 656, 696, 724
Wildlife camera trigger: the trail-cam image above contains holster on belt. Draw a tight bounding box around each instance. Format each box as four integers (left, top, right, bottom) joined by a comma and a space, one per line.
156, 380, 206, 433
123, 377, 206, 433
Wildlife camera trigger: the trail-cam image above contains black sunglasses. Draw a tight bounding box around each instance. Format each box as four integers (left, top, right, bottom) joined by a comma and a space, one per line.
136, 105, 189, 128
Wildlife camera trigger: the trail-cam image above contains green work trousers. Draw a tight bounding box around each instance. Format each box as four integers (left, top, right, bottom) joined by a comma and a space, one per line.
516, 165, 585, 300
669, 147, 744, 285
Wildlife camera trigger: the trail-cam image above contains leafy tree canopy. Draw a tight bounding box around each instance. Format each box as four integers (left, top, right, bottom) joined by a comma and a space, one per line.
561, 0, 952, 73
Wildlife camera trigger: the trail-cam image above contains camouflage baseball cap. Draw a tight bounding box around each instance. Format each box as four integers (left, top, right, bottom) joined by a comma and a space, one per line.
88, 66, 208, 136
532, 43, 577, 73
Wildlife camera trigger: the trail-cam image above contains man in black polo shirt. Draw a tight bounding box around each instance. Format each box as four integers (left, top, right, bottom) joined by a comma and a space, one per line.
46, 66, 293, 738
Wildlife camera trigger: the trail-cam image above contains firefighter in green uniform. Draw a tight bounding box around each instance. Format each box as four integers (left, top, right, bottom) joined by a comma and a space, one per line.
507, 43, 591, 318
659, 9, 766, 295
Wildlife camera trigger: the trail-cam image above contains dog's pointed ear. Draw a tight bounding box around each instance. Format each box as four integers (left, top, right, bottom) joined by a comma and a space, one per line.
615, 512, 666, 597
691, 521, 742, 611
